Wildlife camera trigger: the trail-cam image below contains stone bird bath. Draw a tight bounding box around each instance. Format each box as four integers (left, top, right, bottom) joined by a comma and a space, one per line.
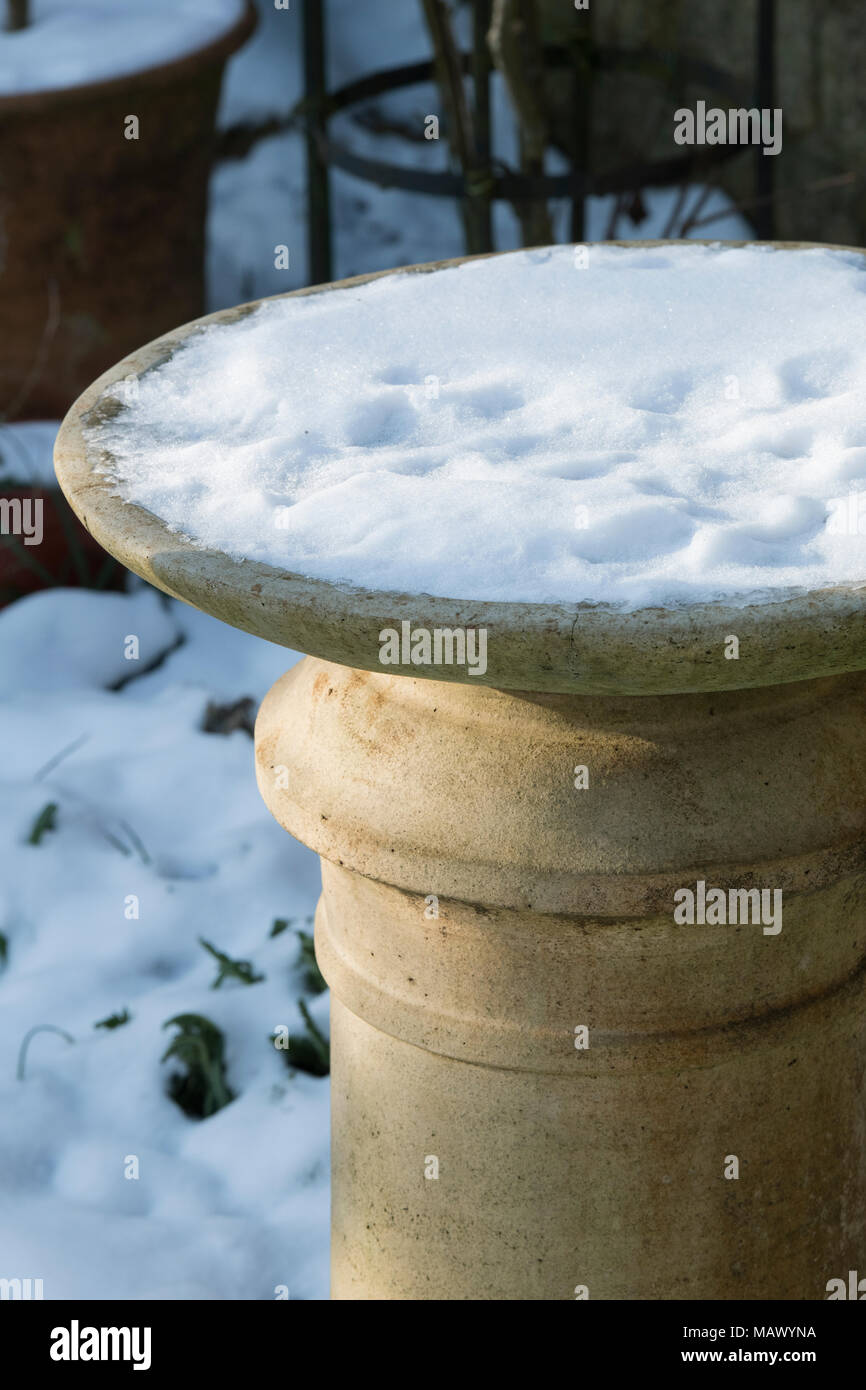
55, 246, 866, 1301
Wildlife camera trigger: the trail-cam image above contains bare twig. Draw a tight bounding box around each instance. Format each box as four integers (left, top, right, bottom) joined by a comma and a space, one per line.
660, 182, 692, 239
107, 630, 186, 691
34, 733, 90, 783
119, 819, 151, 866
488, 0, 553, 246
419, 0, 489, 254
684, 170, 860, 232
216, 110, 301, 162
17, 1025, 74, 1081
677, 181, 716, 237
421, 0, 475, 167
603, 190, 626, 240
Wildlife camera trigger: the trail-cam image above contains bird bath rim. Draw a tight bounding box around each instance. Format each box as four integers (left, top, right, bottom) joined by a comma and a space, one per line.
53, 241, 866, 696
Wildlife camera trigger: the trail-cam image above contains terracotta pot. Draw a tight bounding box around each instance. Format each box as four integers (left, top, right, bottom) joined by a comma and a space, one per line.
53, 244, 866, 1300
0, 1, 256, 421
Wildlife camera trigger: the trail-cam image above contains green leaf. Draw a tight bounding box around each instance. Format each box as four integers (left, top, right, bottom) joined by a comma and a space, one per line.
295, 929, 327, 995
95, 1008, 131, 1030
199, 936, 264, 989
161, 1013, 234, 1119
28, 802, 57, 845
273, 999, 330, 1077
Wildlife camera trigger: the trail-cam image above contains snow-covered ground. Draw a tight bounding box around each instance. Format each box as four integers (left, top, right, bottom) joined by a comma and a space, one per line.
0, 0, 756, 1301
0, 587, 328, 1299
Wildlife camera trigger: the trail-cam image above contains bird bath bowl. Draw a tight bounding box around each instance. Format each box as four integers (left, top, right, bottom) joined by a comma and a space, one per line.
55, 246, 866, 1300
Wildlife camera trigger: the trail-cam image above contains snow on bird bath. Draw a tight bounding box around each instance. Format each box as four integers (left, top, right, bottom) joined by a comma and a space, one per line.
91, 243, 866, 608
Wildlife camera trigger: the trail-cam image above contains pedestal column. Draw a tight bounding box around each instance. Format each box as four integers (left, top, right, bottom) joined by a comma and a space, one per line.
256, 655, 866, 1301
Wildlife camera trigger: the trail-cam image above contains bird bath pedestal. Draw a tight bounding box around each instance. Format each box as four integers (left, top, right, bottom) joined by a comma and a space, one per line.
55, 253, 866, 1301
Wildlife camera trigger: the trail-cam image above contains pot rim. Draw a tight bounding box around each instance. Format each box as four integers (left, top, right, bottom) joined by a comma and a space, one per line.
54, 240, 866, 696
0, 0, 257, 115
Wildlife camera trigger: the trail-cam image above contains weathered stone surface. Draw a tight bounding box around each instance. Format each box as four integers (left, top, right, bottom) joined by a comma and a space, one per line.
258, 656, 866, 1299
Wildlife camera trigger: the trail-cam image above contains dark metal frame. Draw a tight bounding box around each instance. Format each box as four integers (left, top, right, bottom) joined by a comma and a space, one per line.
302, 0, 776, 285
